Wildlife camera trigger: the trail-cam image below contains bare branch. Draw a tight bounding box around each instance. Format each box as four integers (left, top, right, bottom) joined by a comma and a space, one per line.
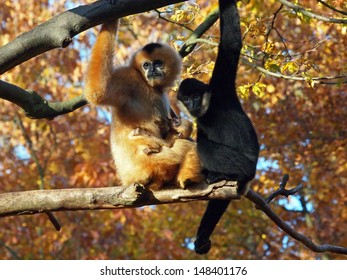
0, 80, 87, 119
0, 0, 185, 74
241, 58, 347, 85
246, 189, 347, 255
265, 174, 304, 204
316, 0, 347, 16
179, 8, 220, 58
1, 177, 346, 255
276, 0, 347, 24
0, 181, 238, 218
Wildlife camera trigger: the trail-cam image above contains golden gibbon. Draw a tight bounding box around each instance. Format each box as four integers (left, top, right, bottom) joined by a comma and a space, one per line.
84, 20, 203, 190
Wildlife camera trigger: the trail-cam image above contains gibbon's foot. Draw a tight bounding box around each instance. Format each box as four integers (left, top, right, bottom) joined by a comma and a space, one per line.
143, 147, 161, 155
194, 238, 211, 254
179, 179, 193, 189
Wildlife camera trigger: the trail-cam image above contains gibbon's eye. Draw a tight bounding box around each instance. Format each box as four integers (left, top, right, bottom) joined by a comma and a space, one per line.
155, 60, 164, 69
143, 62, 151, 69
183, 96, 190, 102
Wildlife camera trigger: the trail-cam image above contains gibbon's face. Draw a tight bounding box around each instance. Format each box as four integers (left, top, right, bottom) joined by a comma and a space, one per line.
131, 43, 182, 88
177, 78, 211, 118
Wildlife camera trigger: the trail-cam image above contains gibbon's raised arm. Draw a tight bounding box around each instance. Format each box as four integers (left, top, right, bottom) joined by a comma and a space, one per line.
84, 20, 118, 106
209, 0, 241, 102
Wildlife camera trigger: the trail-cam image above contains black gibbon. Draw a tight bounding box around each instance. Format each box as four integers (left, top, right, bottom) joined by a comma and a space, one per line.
177, 0, 259, 254
84, 20, 203, 190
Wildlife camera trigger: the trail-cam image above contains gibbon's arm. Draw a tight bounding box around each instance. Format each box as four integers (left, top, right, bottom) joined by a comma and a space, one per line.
209, 0, 241, 99
84, 20, 118, 106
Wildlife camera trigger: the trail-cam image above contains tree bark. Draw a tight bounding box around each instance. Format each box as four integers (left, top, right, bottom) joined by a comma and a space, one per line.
0, 181, 238, 217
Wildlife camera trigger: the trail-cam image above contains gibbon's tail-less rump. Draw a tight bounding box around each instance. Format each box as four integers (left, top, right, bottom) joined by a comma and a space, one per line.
177, 0, 260, 254
84, 20, 203, 190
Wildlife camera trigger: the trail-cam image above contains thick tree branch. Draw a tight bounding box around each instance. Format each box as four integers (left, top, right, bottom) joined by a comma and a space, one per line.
0, 0, 185, 74
0, 181, 238, 217
1, 179, 346, 255
0, 80, 87, 119
0, 5, 218, 120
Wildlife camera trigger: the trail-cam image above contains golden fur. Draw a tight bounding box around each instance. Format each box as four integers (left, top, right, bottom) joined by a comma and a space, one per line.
84, 20, 203, 190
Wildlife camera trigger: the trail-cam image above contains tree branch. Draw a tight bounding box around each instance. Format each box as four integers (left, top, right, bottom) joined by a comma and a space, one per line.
276, 0, 347, 24
241, 58, 347, 85
0, 2, 218, 120
0, 80, 87, 119
265, 174, 304, 204
246, 190, 347, 255
1, 178, 346, 255
0, 181, 238, 217
179, 8, 220, 58
0, 0, 185, 74
316, 0, 347, 16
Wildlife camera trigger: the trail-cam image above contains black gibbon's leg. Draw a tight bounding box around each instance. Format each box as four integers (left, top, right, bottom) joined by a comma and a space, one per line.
194, 200, 230, 254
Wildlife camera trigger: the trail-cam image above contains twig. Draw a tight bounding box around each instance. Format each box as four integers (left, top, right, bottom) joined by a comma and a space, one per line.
241, 58, 347, 85
276, 0, 347, 24
14, 115, 61, 231
265, 174, 303, 204
316, 0, 347, 16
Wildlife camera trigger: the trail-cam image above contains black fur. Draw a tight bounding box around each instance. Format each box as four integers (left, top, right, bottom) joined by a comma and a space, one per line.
142, 43, 163, 54
177, 0, 259, 254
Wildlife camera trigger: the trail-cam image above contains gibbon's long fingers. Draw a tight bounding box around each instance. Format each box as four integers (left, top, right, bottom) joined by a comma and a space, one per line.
84, 20, 119, 105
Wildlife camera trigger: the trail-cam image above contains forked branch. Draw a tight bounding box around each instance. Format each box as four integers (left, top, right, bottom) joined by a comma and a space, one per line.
0, 177, 346, 255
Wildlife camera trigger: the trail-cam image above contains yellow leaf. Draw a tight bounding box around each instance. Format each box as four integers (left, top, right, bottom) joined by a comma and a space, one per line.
281, 61, 299, 74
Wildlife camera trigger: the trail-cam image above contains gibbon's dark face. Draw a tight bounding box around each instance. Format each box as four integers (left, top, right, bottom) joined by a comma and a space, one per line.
132, 43, 182, 88
178, 78, 210, 118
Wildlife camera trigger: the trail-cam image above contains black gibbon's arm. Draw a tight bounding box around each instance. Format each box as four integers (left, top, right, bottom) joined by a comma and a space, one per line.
177, 0, 260, 255
209, 0, 242, 102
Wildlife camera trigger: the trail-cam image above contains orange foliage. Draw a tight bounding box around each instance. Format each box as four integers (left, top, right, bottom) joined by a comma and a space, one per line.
0, 0, 346, 260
